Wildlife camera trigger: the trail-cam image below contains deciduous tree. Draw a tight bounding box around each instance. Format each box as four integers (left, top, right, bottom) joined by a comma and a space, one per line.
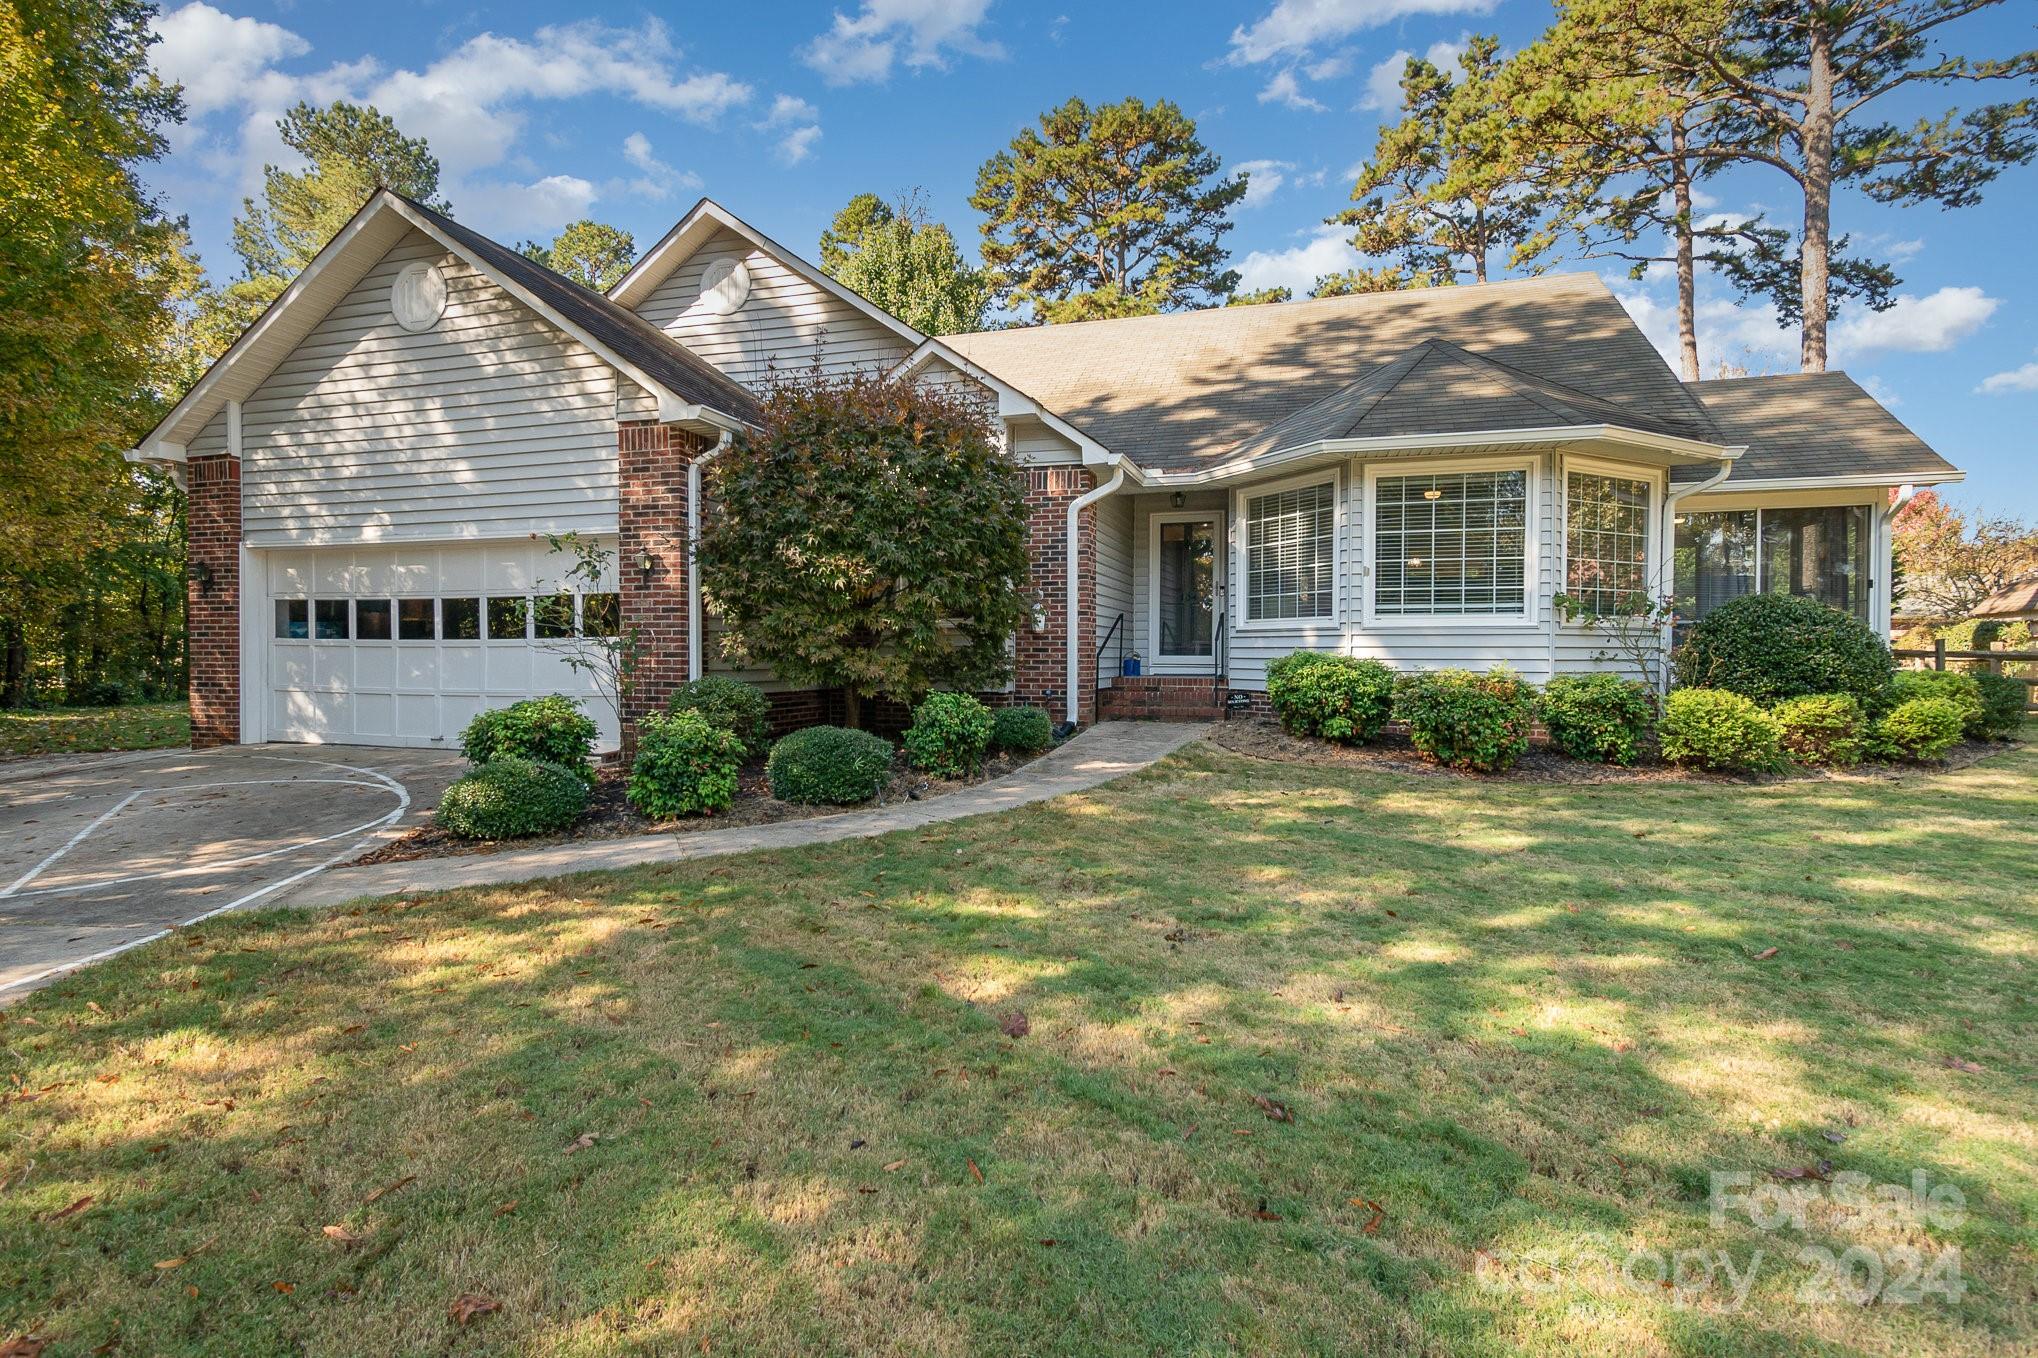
819, 190, 989, 334
1309, 265, 1449, 297
519, 219, 636, 292
696, 370, 1032, 728
1892, 491, 2038, 619
971, 96, 1246, 323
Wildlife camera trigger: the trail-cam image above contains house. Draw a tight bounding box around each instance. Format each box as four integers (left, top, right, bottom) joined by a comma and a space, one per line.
1972, 579, 2038, 626
131, 189, 1964, 750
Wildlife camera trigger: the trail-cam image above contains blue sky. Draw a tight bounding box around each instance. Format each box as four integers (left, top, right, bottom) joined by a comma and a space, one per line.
144, 0, 2038, 515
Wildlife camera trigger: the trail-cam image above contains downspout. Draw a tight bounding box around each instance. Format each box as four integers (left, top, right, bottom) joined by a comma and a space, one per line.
687, 429, 735, 682
1878, 483, 1919, 640
1657, 454, 1737, 692
1065, 462, 1126, 726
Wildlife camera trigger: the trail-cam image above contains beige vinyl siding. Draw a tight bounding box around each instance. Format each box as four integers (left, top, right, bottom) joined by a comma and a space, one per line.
634, 227, 914, 385
1093, 494, 1135, 685
188, 410, 227, 458
1008, 416, 1082, 465
239, 230, 620, 547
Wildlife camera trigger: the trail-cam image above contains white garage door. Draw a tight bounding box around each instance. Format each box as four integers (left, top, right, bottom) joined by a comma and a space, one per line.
262, 541, 619, 750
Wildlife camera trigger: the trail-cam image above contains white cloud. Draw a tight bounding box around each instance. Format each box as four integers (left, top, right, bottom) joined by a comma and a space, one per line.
1359, 36, 1467, 111
1831, 286, 1998, 355
1258, 69, 1326, 112
1229, 0, 1496, 65
1978, 359, 2038, 394
1236, 225, 1363, 296
151, 2, 309, 116
1304, 51, 1353, 79
801, 0, 1002, 86
1857, 375, 1902, 408
758, 94, 820, 128
1235, 158, 1295, 208
618, 132, 701, 199
456, 174, 599, 234
778, 125, 824, 166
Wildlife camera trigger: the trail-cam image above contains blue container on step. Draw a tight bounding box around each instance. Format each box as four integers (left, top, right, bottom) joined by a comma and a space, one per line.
1122, 655, 1142, 677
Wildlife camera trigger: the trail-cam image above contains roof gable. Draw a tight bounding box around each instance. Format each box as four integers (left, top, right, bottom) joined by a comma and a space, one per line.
1684, 372, 1960, 486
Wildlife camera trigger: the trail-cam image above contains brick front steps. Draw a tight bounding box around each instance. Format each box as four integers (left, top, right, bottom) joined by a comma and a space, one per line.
1099, 675, 1251, 722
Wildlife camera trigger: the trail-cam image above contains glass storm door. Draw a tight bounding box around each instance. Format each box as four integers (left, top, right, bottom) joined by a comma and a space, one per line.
1156, 518, 1218, 659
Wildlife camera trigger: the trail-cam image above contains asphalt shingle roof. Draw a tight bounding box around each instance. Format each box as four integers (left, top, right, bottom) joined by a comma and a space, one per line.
1682, 373, 1959, 484
403, 195, 761, 426
941, 273, 1719, 472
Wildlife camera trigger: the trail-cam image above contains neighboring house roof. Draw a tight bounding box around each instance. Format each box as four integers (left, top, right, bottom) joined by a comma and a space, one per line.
1974, 578, 2038, 618
1682, 373, 1962, 487
399, 196, 760, 426
940, 274, 1719, 474
133, 190, 756, 462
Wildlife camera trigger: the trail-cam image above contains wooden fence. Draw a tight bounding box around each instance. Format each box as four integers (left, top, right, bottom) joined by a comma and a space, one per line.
1892, 640, 2038, 714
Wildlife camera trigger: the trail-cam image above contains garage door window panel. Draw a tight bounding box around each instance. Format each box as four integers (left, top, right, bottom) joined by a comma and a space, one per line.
580, 592, 620, 637
535, 594, 574, 639
487, 596, 530, 640
314, 599, 351, 640
275, 599, 308, 639
397, 598, 437, 640
442, 596, 482, 640
355, 598, 393, 640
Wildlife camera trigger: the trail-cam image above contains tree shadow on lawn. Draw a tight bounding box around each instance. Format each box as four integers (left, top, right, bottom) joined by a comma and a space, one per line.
2, 743, 2031, 1356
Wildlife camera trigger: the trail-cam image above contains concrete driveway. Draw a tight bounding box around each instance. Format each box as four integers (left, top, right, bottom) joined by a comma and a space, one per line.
0, 744, 464, 997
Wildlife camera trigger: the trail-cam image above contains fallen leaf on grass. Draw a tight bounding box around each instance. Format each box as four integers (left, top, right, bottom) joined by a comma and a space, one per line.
271, 1281, 294, 1294
43, 1195, 93, 1222
448, 1294, 500, 1327
154, 1236, 216, 1270
1351, 1198, 1386, 1234
966, 1159, 984, 1184
2, 1336, 47, 1357
493, 1200, 518, 1217
321, 1225, 362, 1245
1769, 1161, 1834, 1182
1181, 1125, 1198, 1141
1250, 1199, 1282, 1221
1821, 1129, 1848, 1144
1753, 948, 1778, 961
1941, 1057, 1984, 1073
882, 1160, 908, 1173
565, 1133, 599, 1155
999, 1011, 1029, 1039
1251, 1094, 1293, 1123
363, 1174, 415, 1205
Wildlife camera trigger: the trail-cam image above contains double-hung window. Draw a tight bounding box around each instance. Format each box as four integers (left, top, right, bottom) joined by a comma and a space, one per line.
1372, 467, 1530, 618
1564, 468, 1653, 614
1243, 479, 1336, 622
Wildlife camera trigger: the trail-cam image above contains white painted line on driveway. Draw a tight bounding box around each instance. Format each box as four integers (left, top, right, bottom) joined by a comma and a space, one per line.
0, 790, 142, 898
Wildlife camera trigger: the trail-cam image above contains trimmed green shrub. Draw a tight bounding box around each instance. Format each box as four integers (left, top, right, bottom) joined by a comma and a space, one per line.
628, 710, 744, 818
666, 676, 773, 758
1659, 689, 1784, 771
1889, 669, 1984, 737
1391, 668, 1536, 772
1972, 672, 2027, 740
1673, 594, 1892, 708
1265, 652, 1397, 744
460, 695, 598, 783
436, 756, 589, 839
767, 725, 895, 805
991, 705, 1054, 755
1871, 696, 1966, 761
1537, 672, 1657, 765
1772, 693, 1866, 768
903, 693, 995, 778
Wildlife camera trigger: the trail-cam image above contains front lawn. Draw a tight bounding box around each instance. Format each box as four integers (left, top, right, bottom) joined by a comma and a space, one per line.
0, 701, 188, 761
3, 741, 2032, 1356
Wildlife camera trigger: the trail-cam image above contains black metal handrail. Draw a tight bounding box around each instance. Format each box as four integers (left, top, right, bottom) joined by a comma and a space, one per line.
1212, 611, 1226, 716
1095, 612, 1126, 721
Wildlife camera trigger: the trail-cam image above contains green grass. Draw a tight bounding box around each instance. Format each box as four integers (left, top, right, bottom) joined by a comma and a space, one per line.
3, 741, 2033, 1356
0, 701, 188, 761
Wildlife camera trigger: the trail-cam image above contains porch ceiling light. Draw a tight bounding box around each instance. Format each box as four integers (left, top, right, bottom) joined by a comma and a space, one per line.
1171, 491, 1186, 508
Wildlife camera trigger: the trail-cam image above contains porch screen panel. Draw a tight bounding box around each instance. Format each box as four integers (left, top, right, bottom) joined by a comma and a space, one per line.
1760, 506, 1870, 620
1245, 482, 1335, 621
1565, 471, 1652, 614
1373, 469, 1528, 616
1672, 510, 1755, 621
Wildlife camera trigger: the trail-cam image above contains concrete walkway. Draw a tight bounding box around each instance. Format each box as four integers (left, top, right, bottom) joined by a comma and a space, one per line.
284, 721, 1209, 908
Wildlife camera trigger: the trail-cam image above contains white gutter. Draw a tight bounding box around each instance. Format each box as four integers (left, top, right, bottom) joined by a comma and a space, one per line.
1065, 462, 1126, 725
687, 429, 736, 681
1877, 483, 1921, 638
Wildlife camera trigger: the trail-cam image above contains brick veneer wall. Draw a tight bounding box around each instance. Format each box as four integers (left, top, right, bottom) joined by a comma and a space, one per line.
618, 421, 709, 728
186, 454, 241, 748
1014, 467, 1097, 725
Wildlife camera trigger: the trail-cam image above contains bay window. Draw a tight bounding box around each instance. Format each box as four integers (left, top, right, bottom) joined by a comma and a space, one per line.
1372, 467, 1529, 617
1244, 480, 1336, 621
1564, 469, 1652, 614
1673, 504, 1870, 623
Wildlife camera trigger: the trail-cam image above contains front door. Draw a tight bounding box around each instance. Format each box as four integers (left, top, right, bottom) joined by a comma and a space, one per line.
1153, 515, 1219, 666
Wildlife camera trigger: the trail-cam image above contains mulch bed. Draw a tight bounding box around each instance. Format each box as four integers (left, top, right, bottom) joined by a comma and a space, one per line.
354, 745, 1047, 864
1207, 716, 2020, 786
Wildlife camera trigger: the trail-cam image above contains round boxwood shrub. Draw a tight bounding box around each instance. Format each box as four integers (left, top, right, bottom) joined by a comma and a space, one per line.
628, 710, 745, 819
1265, 652, 1397, 744
1971, 672, 2027, 740
991, 704, 1054, 755
1658, 689, 1784, 772
1871, 696, 1966, 761
767, 725, 895, 805
666, 676, 772, 758
1889, 669, 1984, 737
460, 695, 598, 783
1537, 672, 1657, 765
1391, 668, 1536, 772
902, 693, 995, 778
1772, 693, 1866, 768
1673, 594, 1892, 708
436, 756, 589, 839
